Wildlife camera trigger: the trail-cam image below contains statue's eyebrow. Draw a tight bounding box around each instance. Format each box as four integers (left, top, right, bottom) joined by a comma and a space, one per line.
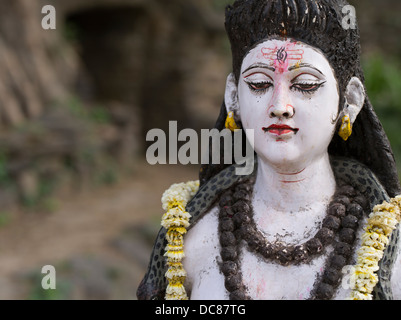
242, 63, 275, 74
288, 63, 324, 75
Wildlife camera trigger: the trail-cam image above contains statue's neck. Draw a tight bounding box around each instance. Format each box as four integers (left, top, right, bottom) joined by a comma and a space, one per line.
254, 153, 336, 213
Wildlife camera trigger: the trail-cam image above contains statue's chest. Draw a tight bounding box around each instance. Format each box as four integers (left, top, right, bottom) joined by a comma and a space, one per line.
184, 208, 352, 300
240, 246, 327, 299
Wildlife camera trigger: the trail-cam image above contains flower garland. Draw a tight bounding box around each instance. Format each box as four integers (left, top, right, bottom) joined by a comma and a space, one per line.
349, 196, 401, 300
161, 180, 199, 300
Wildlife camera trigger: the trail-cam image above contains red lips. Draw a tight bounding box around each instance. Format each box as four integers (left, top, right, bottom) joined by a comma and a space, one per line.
263, 124, 299, 135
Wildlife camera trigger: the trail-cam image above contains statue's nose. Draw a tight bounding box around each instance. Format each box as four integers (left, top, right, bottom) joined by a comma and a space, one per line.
269, 104, 295, 119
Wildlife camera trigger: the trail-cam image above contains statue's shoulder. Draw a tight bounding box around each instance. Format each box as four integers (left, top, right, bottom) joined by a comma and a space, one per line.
331, 157, 401, 300
330, 157, 390, 206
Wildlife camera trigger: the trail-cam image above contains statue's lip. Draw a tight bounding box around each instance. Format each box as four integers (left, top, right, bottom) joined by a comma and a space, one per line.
263, 124, 299, 135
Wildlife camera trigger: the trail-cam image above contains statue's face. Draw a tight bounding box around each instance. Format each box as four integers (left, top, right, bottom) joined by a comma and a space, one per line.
238, 39, 340, 169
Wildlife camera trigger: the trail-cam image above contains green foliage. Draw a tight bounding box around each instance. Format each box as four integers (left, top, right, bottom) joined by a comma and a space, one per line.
363, 55, 401, 111
63, 21, 80, 44
28, 275, 71, 300
96, 166, 118, 186
27, 262, 72, 300
363, 55, 401, 177
212, 0, 234, 11
0, 211, 10, 227
0, 152, 10, 186
63, 96, 110, 125
21, 173, 59, 212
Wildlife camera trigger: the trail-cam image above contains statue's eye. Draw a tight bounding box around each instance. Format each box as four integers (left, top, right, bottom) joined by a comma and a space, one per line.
291, 81, 326, 94
244, 73, 273, 93
248, 81, 273, 92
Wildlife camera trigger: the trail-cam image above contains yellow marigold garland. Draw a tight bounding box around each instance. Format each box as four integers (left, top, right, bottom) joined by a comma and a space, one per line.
349, 195, 401, 300
161, 180, 199, 300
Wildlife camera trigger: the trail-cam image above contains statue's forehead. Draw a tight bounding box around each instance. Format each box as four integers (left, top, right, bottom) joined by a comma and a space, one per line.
245, 39, 323, 60
241, 38, 331, 74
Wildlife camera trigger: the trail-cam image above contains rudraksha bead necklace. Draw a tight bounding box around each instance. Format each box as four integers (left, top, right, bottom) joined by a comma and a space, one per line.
218, 177, 369, 300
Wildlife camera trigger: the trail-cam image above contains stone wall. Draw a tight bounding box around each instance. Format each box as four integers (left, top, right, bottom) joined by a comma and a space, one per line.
0, 0, 230, 208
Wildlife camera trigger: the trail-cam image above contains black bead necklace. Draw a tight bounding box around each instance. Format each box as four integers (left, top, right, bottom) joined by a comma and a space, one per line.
218, 177, 370, 300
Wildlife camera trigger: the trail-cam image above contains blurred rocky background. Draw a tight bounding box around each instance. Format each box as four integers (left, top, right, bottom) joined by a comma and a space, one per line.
0, 0, 399, 299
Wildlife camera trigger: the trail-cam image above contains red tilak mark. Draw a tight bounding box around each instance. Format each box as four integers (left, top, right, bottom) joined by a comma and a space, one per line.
260, 48, 304, 63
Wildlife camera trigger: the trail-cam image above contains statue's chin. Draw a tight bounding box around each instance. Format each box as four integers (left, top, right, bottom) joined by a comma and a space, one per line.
256, 145, 302, 169
257, 148, 327, 175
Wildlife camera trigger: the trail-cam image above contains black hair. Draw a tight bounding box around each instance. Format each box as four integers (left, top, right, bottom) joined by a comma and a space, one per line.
200, 0, 400, 197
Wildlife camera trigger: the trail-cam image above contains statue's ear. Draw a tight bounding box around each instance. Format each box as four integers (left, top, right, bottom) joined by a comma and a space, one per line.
224, 73, 240, 117
344, 77, 365, 124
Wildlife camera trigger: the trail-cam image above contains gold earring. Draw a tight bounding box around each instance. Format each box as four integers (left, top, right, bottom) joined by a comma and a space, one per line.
225, 111, 240, 131
338, 114, 352, 141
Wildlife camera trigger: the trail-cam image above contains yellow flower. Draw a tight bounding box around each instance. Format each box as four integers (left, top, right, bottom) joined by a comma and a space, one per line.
166, 261, 185, 268
166, 281, 188, 298
165, 294, 187, 300
161, 181, 199, 211
361, 231, 389, 250
162, 217, 191, 229
165, 265, 187, 279
167, 227, 188, 235
349, 195, 401, 300
160, 180, 200, 301
368, 213, 398, 236
163, 207, 191, 219
165, 249, 185, 261
354, 266, 378, 289
373, 201, 393, 213
356, 246, 383, 263
391, 197, 401, 221
349, 291, 372, 300
166, 244, 184, 251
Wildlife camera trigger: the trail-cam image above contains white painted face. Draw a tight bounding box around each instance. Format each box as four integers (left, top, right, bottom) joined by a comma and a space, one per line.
238, 39, 340, 170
